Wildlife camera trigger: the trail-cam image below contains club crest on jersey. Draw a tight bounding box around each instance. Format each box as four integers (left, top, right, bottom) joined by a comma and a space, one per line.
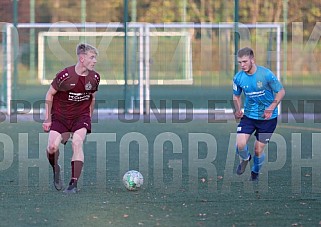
85, 81, 92, 90
257, 81, 263, 89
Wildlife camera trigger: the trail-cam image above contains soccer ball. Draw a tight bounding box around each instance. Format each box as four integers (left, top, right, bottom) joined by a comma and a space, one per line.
122, 170, 144, 191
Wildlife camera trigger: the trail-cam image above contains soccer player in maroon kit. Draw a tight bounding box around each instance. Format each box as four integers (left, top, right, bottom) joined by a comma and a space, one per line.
42, 43, 100, 194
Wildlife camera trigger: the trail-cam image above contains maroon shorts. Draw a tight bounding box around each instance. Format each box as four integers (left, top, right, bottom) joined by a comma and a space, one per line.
50, 115, 92, 143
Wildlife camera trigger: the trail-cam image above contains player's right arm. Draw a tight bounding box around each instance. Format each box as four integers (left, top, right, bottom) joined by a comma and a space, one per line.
232, 76, 243, 119
42, 85, 57, 132
233, 94, 243, 119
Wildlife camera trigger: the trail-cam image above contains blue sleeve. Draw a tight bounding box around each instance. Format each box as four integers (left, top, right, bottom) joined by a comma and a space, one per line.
233, 76, 242, 96
266, 70, 283, 93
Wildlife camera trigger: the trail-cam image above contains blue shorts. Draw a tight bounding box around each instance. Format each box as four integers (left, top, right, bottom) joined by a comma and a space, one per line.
237, 115, 277, 144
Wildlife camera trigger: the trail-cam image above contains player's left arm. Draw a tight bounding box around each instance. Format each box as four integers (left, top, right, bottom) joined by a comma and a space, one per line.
267, 88, 285, 110
90, 72, 100, 118
263, 88, 285, 120
90, 92, 96, 118
263, 77, 285, 120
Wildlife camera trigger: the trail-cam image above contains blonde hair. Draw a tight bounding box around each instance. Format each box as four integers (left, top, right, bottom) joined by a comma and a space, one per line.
76, 43, 98, 56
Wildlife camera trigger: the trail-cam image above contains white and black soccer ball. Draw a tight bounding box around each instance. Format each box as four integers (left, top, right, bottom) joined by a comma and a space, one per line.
122, 170, 144, 191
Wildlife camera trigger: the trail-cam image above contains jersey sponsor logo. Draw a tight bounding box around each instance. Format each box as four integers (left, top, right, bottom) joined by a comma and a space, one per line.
245, 90, 265, 98
68, 92, 90, 102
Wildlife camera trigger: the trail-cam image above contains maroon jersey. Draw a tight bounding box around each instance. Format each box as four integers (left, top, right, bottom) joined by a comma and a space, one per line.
51, 65, 100, 119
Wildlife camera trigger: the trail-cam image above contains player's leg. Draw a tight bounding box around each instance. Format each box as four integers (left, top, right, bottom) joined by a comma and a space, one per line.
250, 140, 266, 180
250, 118, 277, 181
64, 127, 87, 193
47, 131, 70, 164
64, 115, 91, 194
236, 133, 251, 175
47, 130, 64, 190
47, 130, 62, 166
236, 133, 251, 160
235, 116, 255, 175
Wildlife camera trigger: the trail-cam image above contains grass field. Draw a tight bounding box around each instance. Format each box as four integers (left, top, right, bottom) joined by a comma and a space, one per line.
1, 115, 321, 226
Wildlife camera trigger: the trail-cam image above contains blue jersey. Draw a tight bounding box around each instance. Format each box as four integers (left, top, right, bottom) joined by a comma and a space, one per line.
233, 66, 283, 120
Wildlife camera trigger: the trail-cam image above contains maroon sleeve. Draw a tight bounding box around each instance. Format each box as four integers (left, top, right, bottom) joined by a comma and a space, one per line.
51, 68, 72, 91
95, 72, 100, 91
90, 71, 100, 92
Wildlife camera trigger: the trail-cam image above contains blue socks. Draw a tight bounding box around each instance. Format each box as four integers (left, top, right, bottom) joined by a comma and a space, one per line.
236, 145, 250, 160
251, 153, 265, 174
236, 145, 266, 174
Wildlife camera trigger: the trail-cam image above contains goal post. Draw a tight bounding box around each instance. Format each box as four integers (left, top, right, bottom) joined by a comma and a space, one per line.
143, 23, 283, 115
38, 30, 193, 86
2, 22, 283, 116
38, 31, 135, 85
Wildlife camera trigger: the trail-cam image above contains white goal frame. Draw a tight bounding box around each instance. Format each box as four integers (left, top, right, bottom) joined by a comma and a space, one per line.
38, 30, 193, 86
3, 22, 283, 116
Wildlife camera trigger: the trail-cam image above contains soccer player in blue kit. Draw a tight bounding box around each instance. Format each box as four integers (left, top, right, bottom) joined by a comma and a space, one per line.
232, 47, 285, 181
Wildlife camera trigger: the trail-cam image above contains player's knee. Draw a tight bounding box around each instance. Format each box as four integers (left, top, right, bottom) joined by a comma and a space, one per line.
236, 143, 247, 151
47, 144, 59, 154
254, 148, 264, 157
71, 140, 84, 151
254, 143, 266, 156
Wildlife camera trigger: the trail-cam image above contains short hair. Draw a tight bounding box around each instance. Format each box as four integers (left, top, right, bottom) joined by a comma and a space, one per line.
76, 43, 98, 56
237, 47, 254, 58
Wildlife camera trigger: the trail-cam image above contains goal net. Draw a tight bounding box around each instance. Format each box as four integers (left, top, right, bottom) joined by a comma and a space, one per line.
38, 30, 193, 85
